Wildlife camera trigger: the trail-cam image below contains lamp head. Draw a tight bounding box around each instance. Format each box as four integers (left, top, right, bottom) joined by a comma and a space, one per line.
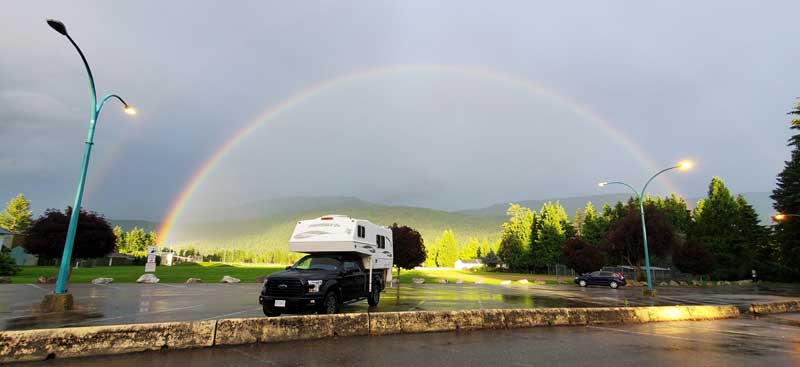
598, 182, 608, 187
678, 160, 693, 171
123, 105, 137, 115
46, 19, 68, 36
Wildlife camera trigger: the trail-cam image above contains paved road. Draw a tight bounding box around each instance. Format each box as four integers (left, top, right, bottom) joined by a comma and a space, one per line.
2, 282, 799, 330
19, 317, 800, 367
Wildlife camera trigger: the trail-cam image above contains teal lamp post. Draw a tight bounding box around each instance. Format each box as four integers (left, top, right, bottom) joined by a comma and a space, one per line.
598, 160, 692, 292
46, 19, 136, 304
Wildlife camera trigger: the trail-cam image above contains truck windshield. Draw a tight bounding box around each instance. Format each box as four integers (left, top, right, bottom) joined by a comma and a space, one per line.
293, 256, 340, 271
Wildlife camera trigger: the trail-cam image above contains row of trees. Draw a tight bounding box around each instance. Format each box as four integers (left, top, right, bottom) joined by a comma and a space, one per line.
496, 176, 777, 280
422, 230, 499, 267
112, 226, 158, 255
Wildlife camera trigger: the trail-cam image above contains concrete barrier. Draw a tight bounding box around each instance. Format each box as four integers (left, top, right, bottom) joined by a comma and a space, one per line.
0, 320, 216, 364
0, 305, 740, 364
748, 299, 800, 315
215, 313, 368, 345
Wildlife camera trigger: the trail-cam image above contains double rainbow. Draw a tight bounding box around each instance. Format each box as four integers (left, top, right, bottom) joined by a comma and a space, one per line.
156, 64, 678, 244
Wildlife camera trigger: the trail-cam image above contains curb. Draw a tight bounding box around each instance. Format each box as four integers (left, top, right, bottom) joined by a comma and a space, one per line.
748, 299, 800, 315
0, 305, 739, 364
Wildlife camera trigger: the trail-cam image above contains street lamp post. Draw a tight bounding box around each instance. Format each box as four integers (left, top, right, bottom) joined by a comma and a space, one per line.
46, 19, 135, 305
598, 161, 692, 292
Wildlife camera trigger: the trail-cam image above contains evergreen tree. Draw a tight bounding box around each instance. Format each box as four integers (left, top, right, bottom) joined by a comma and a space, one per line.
531, 201, 568, 269
736, 195, 776, 278
573, 208, 584, 237
772, 101, 800, 277
691, 177, 746, 279
433, 229, 459, 267
581, 202, 606, 246
112, 226, 125, 252
497, 204, 534, 271
0, 194, 33, 234
658, 194, 692, 235
459, 238, 481, 260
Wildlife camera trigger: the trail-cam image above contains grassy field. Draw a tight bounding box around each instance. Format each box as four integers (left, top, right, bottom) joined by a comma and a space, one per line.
8, 264, 565, 285
9, 263, 283, 284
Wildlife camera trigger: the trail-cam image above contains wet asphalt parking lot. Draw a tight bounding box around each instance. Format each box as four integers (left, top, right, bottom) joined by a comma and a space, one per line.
2, 282, 800, 330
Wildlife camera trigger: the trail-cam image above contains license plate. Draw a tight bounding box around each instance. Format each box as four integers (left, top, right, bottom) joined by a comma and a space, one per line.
274, 300, 286, 307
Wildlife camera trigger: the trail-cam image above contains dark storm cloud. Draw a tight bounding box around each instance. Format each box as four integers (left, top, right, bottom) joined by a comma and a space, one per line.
1, 1, 798, 220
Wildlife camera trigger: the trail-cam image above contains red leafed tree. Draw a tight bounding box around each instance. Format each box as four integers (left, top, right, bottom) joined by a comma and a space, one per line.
605, 204, 676, 269
390, 223, 426, 279
24, 207, 116, 261
562, 237, 604, 274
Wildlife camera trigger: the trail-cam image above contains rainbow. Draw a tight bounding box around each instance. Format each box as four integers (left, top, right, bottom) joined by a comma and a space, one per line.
157, 64, 679, 244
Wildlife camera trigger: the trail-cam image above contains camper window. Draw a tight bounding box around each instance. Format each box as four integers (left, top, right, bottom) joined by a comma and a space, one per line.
357, 225, 366, 238
376, 235, 385, 249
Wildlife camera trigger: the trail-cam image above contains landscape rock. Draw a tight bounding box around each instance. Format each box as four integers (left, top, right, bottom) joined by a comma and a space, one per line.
136, 274, 160, 284
255, 276, 267, 283
723, 281, 731, 286
669, 280, 680, 286
535, 280, 547, 285
455, 279, 463, 284
220, 276, 241, 284
474, 280, 483, 285
412, 278, 425, 284
659, 281, 669, 286
736, 279, 753, 285
91, 278, 113, 285
691, 280, 702, 286
717, 281, 724, 286
0, 276, 11, 284
37, 276, 56, 284
500, 280, 512, 285
678, 281, 688, 286
517, 279, 529, 284
390, 279, 400, 287
186, 278, 203, 284
626, 280, 639, 287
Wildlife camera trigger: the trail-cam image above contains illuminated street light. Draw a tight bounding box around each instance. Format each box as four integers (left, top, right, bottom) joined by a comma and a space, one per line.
598, 161, 693, 292
47, 18, 135, 304
772, 213, 799, 222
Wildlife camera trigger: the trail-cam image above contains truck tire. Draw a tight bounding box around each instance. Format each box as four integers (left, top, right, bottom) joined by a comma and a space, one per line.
367, 282, 381, 306
262, 305, 280, 317
322, 291, 340, 314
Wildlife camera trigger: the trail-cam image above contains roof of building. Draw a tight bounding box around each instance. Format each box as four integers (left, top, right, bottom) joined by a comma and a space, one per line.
457, 259, 483, 264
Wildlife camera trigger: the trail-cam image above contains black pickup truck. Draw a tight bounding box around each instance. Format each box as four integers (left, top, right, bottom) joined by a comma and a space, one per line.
259, 253, 384, 316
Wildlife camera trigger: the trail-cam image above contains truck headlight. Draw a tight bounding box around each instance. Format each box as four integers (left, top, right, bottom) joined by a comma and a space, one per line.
307, 280, 323, 293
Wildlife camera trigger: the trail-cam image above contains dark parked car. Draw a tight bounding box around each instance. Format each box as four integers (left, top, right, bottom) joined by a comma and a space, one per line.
259, 253, 384, 316
574, 271, 626, 289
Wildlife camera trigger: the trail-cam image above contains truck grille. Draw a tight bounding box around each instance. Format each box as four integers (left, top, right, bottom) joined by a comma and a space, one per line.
266, 278, 305, 297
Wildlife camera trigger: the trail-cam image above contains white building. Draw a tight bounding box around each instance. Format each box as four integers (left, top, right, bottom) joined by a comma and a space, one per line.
454, 259, 483, 270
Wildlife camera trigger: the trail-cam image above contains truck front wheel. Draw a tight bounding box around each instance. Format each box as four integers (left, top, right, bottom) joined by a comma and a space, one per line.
262, 305, 280, 317
367, 283, 381, 306
322, 291, 340, 314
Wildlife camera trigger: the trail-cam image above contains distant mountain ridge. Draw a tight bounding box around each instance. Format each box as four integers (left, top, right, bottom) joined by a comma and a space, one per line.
110, 192, 776, 249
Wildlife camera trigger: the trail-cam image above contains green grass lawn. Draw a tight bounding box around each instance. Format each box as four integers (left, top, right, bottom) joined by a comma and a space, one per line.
8, 264, 567, 285
8, 263, 284, 284
396, 269, 570, 285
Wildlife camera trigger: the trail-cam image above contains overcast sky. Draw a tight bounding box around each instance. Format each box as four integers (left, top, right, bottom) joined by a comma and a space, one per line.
1, 1, 798, 221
